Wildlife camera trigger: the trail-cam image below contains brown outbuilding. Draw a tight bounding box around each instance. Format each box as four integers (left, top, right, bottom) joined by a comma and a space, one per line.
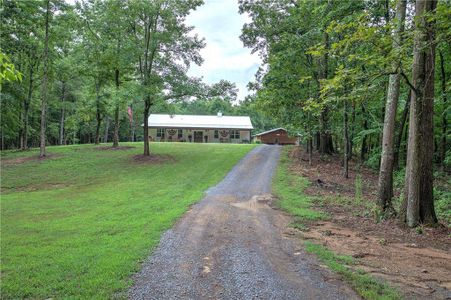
253, 128, 299, 145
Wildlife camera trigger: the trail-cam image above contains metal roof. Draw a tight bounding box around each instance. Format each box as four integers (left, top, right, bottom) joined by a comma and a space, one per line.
147, 114, 254, 130
254, 128, 287, 136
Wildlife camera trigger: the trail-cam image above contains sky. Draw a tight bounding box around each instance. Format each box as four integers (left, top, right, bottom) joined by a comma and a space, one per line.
185, 0, 261, 102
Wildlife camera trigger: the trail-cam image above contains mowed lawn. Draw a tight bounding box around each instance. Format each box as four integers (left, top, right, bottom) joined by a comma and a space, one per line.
0, 142, 255, 298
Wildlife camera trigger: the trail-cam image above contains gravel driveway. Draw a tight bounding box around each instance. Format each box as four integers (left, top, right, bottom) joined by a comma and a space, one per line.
129, 145, 357, 299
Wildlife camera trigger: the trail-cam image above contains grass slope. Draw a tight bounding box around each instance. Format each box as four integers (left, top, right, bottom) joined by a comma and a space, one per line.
272, 147, 401, 300
0, 142, 255, 298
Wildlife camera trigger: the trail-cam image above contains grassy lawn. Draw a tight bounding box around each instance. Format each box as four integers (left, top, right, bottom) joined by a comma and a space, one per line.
0, 142, 255, 298
272, 147, 400, 300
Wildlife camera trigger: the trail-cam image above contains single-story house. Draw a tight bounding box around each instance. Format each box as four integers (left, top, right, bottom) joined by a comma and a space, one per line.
253, 128, 299, 145
147, 112, 253, 143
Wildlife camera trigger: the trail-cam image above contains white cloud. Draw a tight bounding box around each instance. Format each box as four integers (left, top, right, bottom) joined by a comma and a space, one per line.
186, 0, 260, 101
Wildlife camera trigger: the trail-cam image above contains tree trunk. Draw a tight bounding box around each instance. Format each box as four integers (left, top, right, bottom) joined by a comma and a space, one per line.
349, 102, 356, 159
112, 69, 120, 147
377, 0, 407, 214
143, 96, 151, 156
343, 99, 349, 178
59, 81, 66, 145
402, 0, 438, 227
319, 109, 333, 154
439, 50, 448, 170
130, 104, 135, 142
318, 30, 333, 155
95, 81, 102, 145
39, 0, 50, 158
394, 91, 411, 169
113, 105, 120, 147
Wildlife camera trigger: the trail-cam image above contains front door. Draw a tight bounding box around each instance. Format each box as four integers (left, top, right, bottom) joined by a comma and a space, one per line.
194, 131, 203, 143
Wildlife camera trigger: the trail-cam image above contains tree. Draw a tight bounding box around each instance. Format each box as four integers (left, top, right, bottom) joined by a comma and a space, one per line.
402, 0, 438, 227
130, 0, 204, 156
39, 0, 51, 158
377, 0, 407, 215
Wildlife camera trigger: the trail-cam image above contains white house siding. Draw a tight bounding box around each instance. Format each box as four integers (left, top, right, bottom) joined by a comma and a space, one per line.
148, 128, 251, 144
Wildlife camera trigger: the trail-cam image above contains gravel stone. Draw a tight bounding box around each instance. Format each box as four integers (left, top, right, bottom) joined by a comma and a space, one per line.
129, 145, 358, 300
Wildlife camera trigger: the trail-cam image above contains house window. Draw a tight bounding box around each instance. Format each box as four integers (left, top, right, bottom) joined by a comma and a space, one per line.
157, 128, 165, 138
178, 129, 183, 138
230, 130, 240, 139
214, 130, 219, 139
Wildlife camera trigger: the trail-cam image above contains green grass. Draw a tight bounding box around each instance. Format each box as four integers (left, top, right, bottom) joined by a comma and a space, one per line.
0, 142, 255, 298
272, 147, 326, 227
273, 147, 401, 300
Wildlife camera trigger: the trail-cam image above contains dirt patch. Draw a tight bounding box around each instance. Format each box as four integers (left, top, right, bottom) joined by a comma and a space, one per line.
96, 146, 136, 151
289, 147, 379, 200
131, 154, 175, 164
1, 153, 62, 166
289, 146, 451, 299
301, 220, 451, 299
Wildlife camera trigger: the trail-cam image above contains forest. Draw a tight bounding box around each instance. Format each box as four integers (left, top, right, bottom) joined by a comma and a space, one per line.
1, 0, 450, 229
239, 0, 450, 227
1, 0, 275, 152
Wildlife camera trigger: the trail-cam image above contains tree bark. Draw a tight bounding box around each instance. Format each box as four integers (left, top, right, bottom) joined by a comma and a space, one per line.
439, 50, 447, 169
59, 81, 66, 145
143, 96, 151, 156
130, 104, 135, 142
402, 0, 438, 227
343, 99, 349, 178
394, 90, 411, 169
95, 80, 102, 145
349, 102, 356, 160
112, 69, 120, 148
39, 0, 50, 158
377, 0, 407, 214
112, 106, 120, 147
319, 31, 333, 155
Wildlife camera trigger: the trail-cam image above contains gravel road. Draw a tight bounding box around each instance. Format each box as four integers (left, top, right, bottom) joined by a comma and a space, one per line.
129, 145, 358, 300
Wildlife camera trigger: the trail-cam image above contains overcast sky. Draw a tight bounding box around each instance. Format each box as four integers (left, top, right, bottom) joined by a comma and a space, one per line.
185, 0, 261, 101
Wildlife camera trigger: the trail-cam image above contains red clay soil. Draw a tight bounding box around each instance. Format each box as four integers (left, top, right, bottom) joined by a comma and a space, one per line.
289, 147, 451, 299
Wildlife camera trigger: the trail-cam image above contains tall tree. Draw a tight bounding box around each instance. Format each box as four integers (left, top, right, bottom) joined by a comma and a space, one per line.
438, 50, 448, 169
131, 0, 204, 156
377, 0, 407, 215
40, 0, 51, 158
402, 0, 438, 227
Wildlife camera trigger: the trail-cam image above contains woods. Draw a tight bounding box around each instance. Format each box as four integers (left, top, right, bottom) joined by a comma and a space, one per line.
1, 0, 274, 154
1, 0, 450, 227
239, 0, 450, 227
